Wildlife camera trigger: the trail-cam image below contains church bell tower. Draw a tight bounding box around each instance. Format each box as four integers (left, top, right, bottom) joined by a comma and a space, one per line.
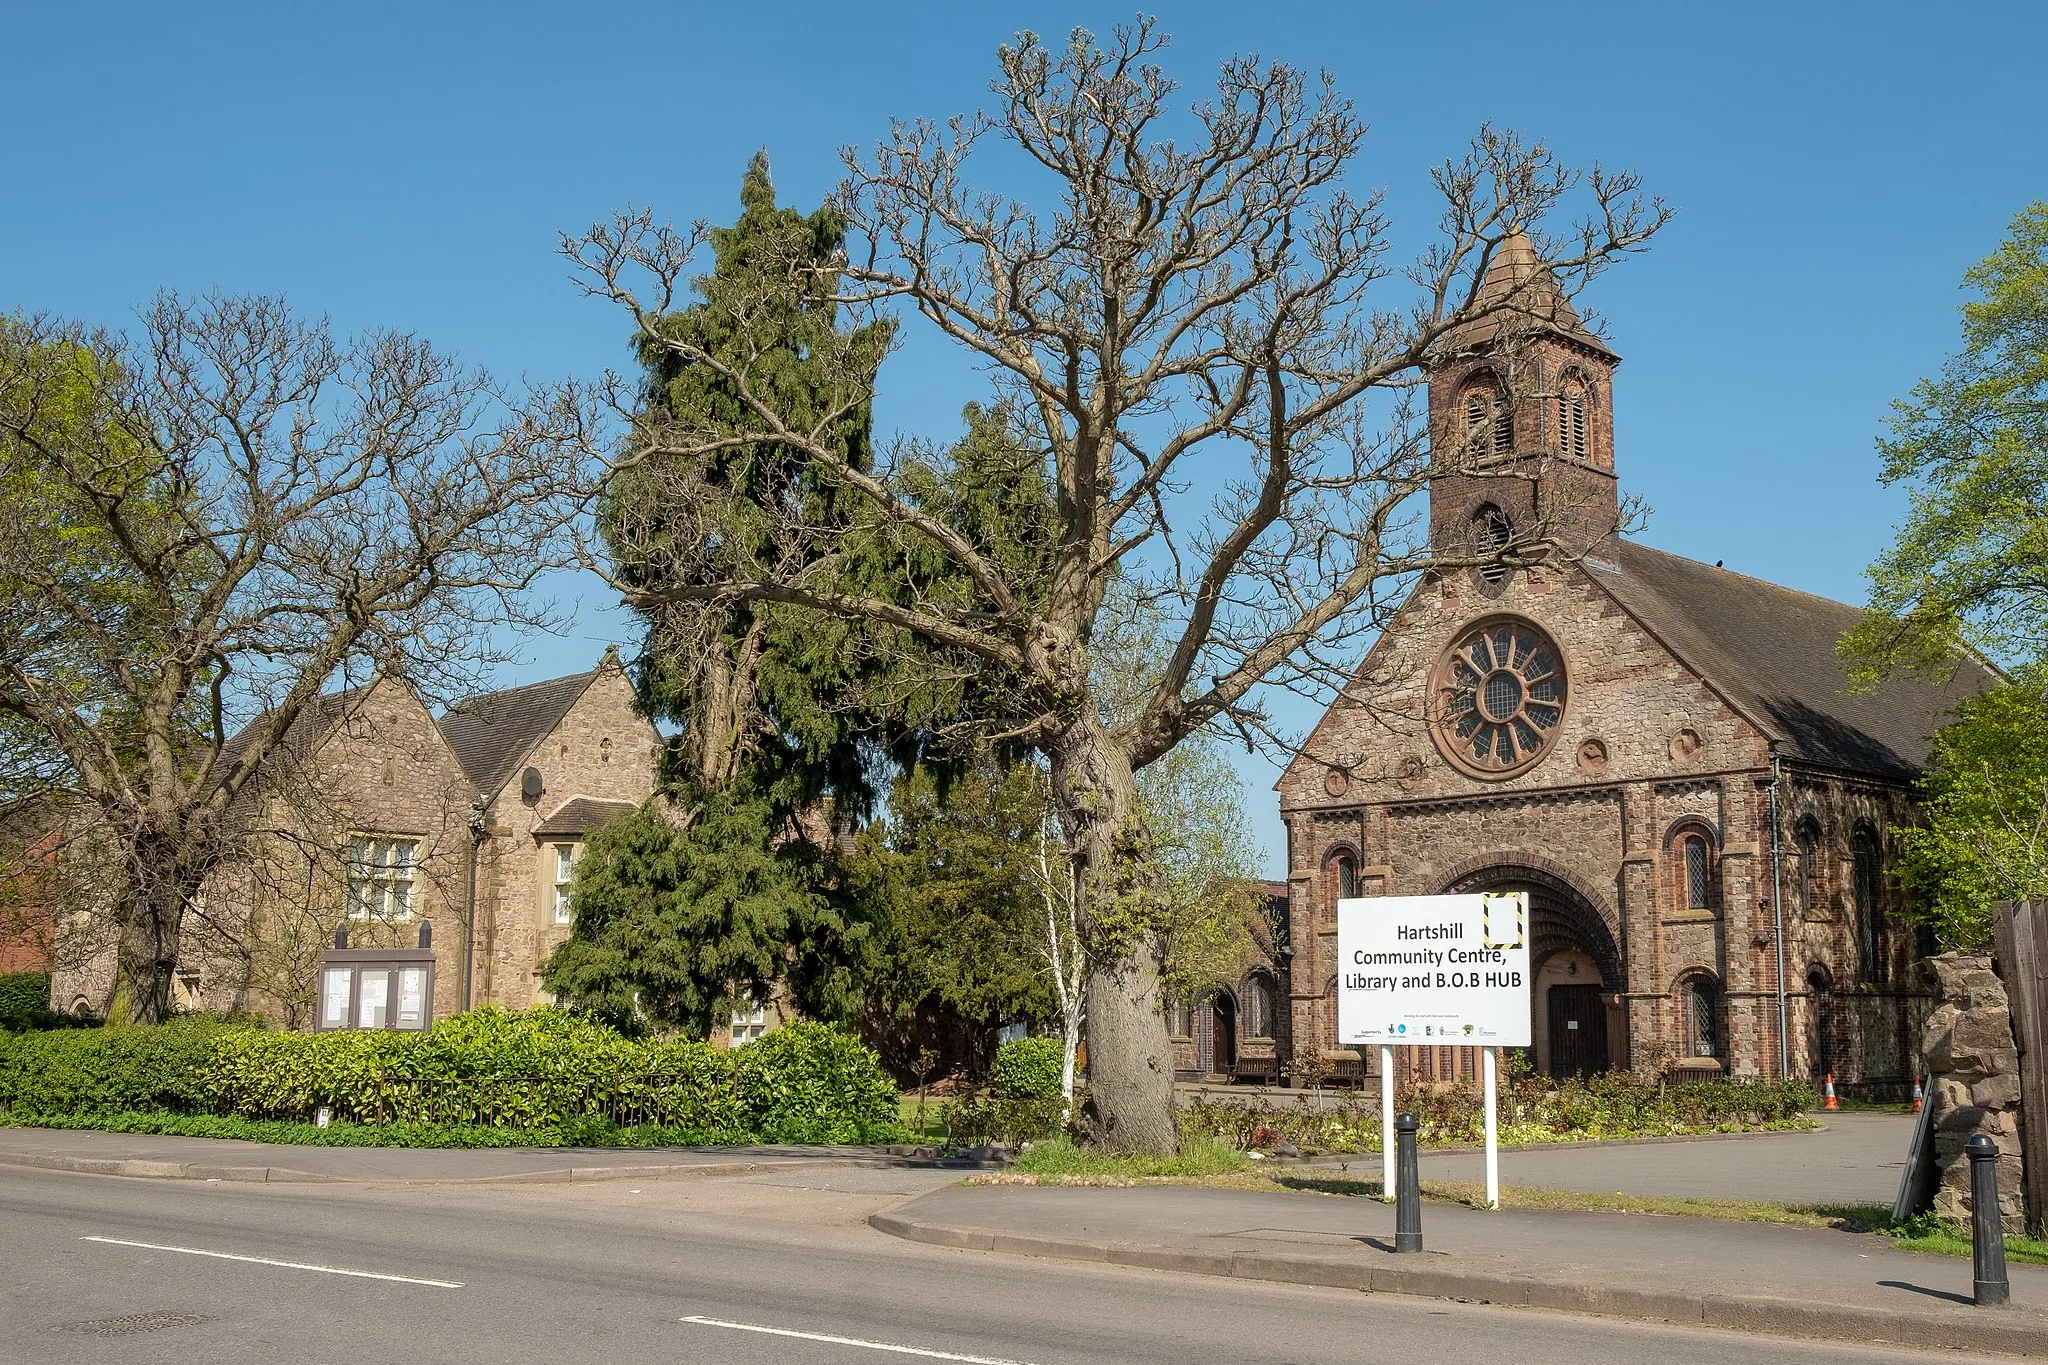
1426, 230, 1623, 566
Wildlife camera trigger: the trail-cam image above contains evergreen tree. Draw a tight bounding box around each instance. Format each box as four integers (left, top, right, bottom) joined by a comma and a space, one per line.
546, 159, 1058, 1035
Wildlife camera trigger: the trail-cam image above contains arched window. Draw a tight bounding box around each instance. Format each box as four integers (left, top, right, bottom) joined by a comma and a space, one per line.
1683, 833, 1714, 910
1806, 965, 1835, 1078
1167, 997, 1193, 1038
1244, 973, 1279, 1039
1474, 504, 1514, 587
1557, 376, 1591, 458
1684, 977, 1719, 1058
1853, 827, 1883, 981
1335, 852, 1357, 902
1794, 817, 1822, 914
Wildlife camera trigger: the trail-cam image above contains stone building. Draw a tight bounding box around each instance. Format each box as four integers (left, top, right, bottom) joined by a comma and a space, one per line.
51, 652, 666, 1030
1259, 234, 1993, 1094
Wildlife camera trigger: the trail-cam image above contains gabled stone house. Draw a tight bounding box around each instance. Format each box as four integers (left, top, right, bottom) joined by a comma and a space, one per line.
50, 652, 661, 1028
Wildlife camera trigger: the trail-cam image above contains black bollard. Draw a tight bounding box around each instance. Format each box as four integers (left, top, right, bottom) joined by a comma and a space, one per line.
1970, 1134, 2011, 1307
1394, 1112, 1422, 1253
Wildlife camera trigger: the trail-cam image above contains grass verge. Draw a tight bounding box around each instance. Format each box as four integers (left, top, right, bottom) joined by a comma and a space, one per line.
999, 1136, 1251, 1183
978, 1152, 2048, 1266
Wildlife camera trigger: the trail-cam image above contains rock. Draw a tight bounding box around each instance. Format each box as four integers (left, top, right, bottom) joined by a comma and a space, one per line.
1936, 1103, 1989, 1133
1270, 1140, 1302, 1159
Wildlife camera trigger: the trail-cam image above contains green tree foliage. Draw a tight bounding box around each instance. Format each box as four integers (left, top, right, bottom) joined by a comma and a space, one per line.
845, 758, 1058, 1071
541, 796, 870, 1038
1895, 668, 2048, 950
1845, 205, 2048, 947
551, 159, 1060, 1037
1847, 202, 2048, 681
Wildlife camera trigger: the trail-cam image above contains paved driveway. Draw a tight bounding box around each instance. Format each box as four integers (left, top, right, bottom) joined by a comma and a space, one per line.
1414, 1111, 1910, 1205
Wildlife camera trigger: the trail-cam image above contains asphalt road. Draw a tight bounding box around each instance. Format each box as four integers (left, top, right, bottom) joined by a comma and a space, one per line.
0, 1163, 2005, 1365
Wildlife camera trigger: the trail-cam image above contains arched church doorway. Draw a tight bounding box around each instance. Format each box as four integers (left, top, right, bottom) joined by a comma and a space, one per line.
1193, 990, 1238, 1077
1442, 864, 1626, 1078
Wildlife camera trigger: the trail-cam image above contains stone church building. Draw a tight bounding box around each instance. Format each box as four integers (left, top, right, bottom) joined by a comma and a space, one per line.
1259, 235, 1991, 1095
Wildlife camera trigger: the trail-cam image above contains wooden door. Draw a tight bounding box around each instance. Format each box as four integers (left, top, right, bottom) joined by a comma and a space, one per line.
1547, 984, 1609, 1077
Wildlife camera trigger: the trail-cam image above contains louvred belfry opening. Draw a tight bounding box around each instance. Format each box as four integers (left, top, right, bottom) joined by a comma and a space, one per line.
1426, 230, 1623, 561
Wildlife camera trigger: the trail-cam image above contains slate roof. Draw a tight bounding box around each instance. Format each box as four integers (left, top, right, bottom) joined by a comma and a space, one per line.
213, 683, 377, 793
436, 670, 598, 798
531, 797, 639, 838
1587, 540, 1997, 780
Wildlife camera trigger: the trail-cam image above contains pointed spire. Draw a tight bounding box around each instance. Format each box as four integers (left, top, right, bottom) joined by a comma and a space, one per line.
1456, 228, 1617, 361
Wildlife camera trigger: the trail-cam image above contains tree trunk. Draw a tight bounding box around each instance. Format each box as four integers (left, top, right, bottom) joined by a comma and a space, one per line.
114, 836, 194, 1025
1048, 715, 1178, 1155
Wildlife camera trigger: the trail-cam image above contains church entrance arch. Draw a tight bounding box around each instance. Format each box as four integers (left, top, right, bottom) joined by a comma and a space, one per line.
1441, 862, 1626, 1077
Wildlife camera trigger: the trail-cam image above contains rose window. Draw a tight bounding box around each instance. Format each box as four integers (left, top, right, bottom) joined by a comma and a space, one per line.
1429, 617, 1569, 777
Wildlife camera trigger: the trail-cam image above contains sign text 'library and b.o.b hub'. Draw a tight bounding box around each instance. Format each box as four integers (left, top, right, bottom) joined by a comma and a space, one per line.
1336, 892, 1533, 1047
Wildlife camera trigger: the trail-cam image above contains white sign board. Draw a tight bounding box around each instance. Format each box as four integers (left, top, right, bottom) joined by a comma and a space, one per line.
1337, 892, 1532, 1047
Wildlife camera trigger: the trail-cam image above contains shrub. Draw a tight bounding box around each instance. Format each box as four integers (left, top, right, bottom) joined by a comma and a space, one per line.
0, 1014, 258, 1116
729, 1020, 900, 1143
0, 972, 52, 1027
941, 1094, 1067, 1147
1174, 1070, 1820, 1153
2, 1007, 899, 1145
991, 1036, 1064, 1101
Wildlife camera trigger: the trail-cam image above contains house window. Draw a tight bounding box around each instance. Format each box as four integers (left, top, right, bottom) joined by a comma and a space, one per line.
1168, 997, 1194, 1038
1853, 827, 1884, 981
348, 838, 418, 919
731, 998, 768, 1045
552, 844, 577, 925
1683, 834, 1713, 910
174, 969, 202, 1011
1685, 978, 1719, 1058
1244, 974, 1278, 1039
1795, 818, 1822, 913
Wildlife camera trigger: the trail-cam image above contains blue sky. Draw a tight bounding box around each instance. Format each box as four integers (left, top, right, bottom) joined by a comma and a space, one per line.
8, 2, 2045, 873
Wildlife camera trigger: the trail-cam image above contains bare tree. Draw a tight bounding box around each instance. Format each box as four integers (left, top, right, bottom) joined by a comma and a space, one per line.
567, 23, 1667, 1151
0, 295, 591, 1022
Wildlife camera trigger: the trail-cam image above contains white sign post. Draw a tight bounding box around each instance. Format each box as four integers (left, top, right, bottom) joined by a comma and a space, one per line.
1337, 892, 1532, 1210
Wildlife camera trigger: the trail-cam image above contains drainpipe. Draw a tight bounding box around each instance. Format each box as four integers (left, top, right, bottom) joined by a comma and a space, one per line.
1768, 756, 1789, 1082
463, 801, 486, 1010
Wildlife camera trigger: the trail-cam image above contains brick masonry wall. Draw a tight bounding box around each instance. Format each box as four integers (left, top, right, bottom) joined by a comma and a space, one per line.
1277, 560, 1922, 1083
474, 665, 660, 1010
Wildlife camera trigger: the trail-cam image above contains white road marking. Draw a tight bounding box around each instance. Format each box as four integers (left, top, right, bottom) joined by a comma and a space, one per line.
680, 1315, 1036, 1364
80, 1236, 463, 1288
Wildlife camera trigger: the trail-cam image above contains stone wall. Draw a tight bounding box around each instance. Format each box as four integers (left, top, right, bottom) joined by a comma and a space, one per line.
1921, 952, 2025, 1231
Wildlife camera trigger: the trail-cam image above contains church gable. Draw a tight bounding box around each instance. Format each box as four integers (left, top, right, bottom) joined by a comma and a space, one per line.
1279, 557, 1768, 815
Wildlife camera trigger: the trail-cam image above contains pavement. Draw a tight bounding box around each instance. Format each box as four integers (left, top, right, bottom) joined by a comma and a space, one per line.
0, 1151, 2017, 1365
872, 1113, 2047, 1356
0, 1124, 984, 1185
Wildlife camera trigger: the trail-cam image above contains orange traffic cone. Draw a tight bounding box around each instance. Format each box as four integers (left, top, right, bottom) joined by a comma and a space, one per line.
1912, 1078, 1924, 1113
1823, 1073, 1840, 1110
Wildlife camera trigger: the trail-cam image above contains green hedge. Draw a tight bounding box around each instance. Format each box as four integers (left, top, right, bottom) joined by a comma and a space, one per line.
0, 1015, 257, 1115
991, 1036, 1064, 1101
1, 1008, 901, 1144
0, 972, 50, 1024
